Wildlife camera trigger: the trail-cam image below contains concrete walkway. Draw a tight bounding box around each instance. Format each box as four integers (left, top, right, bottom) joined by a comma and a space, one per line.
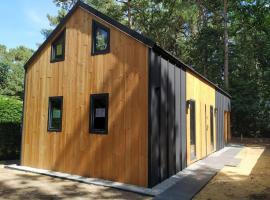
154, 146, 243, 200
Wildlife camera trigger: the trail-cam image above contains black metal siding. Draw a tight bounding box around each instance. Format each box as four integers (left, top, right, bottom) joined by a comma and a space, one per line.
167, 62, 176, 176
148, 49, 161, 187
180, 70, 187, 169
148, 49, 186, 187
215, 91, 231, 150
175, 67, 181, 172
160, 57, 168, 181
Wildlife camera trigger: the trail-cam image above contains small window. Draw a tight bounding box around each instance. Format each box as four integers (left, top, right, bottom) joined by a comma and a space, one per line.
51, 29, 65, 62
92, 21, 110, 55
89, 93, 109, 134
48, 96, 63, 132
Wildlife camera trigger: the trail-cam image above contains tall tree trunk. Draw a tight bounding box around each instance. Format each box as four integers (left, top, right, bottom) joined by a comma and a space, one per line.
204, 49, 207, 77
196, 0, 205, 31
127, 0, 131, 28
224, 0, 229, 89
196, 0, 208, 76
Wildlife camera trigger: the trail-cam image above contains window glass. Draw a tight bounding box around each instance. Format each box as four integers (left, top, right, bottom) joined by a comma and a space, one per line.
95, 27, 109, 51
92, 21, 110, 55
51, 30, 65, 62
56, 43, 63, 56
48, 97, 63, 132
90, 93, 109, 134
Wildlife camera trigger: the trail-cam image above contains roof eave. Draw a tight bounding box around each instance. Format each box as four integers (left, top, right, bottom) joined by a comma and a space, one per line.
24, 1, 155, 70
23, 0, 231, 99
152, 45, 231, 99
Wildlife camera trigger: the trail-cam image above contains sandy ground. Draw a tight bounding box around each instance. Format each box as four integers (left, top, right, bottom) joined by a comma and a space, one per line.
1, 138, 269, 200
0, 162, 150, 200
194, 138, 270, 200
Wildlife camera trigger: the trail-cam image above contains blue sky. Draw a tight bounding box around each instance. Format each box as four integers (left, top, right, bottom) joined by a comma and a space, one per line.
0, 0, 58, 50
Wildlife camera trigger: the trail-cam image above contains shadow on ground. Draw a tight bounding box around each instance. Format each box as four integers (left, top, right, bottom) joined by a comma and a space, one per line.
0, 161, 150, 200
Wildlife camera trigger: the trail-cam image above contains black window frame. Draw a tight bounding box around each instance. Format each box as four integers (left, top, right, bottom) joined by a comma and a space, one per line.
51, 29, 66, 63
187, 99, 196, 160
89, 93, 109, 134
91, 20, 110, 55
47, 96, 63, 132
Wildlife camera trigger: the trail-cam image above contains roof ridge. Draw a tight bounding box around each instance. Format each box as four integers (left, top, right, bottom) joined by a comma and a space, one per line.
24, 0, 231, 98
77, 0, 155, 46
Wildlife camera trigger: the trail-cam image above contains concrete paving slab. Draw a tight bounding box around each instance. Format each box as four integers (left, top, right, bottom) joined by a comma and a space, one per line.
154, 146, 243, 200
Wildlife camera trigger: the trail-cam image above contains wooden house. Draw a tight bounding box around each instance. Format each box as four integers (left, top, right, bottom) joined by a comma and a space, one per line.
21, 1, 231, 188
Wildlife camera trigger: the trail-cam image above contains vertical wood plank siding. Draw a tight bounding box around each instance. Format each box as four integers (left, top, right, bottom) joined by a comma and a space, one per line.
186, 71, 216, 165
22, 7, 148, 187
22, 3, 231, 188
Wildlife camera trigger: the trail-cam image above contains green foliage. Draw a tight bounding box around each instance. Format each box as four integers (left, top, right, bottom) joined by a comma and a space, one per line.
0, 63, 9, 88
0, 96, 22, 160
41, 9, 67, 38
0, 19, 32, 162
41, 0, 125, 38
0, 122, 21, 160
0, 96, 23, 123
0, 45, 33, 99
227, 1, 270, 137
43, 0, 270, 137
0, 45, 9, 88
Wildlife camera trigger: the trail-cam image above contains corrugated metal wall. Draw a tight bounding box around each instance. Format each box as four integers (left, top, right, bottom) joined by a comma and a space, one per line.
215, 91, 231, 150
149, 49, 231, 187
148, 49, 186, 187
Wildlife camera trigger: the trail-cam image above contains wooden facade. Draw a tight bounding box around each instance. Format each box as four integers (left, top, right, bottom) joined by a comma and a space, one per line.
22, 7, 149, 187
186, 70, 216, 165
22, 1, 231, 188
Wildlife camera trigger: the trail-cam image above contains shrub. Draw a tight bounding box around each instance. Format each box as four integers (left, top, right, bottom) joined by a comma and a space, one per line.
0, 96, 22, 123
0, 96, 23, 160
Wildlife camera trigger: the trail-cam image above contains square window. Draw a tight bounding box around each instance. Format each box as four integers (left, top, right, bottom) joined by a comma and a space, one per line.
92, 21, 110, 55
89, 93, 109, 134
48, 96, 63, 132
51, 29, 65, 62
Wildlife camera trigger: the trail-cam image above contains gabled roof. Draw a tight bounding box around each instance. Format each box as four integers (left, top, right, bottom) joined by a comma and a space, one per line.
24, 0, 231, 98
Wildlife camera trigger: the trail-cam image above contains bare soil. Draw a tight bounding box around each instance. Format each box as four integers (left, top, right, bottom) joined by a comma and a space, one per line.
1, 138, 269, 200
194, 138, 270, 200
0, 162, 150, 200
